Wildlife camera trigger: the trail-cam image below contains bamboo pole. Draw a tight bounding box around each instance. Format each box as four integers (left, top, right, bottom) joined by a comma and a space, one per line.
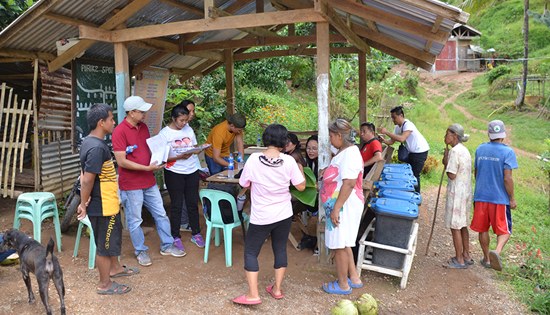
3, 95, 19, 197
0, 83, 5, 132
11, 99, 26, 197
19, 99, 32, 172
0, 88, 13, 195
33, 59, 40, 191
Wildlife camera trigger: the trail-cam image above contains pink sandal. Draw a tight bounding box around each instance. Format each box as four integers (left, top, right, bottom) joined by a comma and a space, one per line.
266, 284, 284, 299
232, 295, 262, 305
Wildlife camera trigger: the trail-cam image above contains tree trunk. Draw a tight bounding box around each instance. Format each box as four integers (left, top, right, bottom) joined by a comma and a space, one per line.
515, 0, 529, 109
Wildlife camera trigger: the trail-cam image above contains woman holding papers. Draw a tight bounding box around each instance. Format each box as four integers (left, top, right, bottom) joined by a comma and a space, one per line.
158, 103, 206, 251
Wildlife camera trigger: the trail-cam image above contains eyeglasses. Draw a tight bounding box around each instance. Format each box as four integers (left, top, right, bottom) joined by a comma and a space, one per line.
306, 147, 318, 151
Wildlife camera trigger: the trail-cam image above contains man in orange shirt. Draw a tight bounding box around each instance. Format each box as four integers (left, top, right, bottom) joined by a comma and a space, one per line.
204, 113, 246, 175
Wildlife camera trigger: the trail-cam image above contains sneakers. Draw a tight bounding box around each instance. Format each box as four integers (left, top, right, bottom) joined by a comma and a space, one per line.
190, 234, 205, 248
173, 237, 185, 251
179, 224, 192, 232
137, 251, 152, 266
160, 244, 186, 257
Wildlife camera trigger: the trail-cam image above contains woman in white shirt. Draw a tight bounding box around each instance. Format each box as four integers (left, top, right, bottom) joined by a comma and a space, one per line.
379, 105, 430, 193
159, 104, 205, 253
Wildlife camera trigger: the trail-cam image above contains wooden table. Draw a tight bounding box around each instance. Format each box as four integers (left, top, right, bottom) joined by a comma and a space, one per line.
205, 170, 240, 184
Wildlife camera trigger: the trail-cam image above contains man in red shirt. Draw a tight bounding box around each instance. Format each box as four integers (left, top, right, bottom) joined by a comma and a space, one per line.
359, 122, 383, 178
112, 96, 186, 267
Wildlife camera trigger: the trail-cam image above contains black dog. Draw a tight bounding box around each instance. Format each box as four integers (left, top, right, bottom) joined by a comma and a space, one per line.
1, 229, 66, 315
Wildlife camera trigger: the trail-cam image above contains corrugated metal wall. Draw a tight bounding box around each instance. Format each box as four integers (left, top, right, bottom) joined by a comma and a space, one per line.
39, 66, 78, 198
435, 40, 457, 71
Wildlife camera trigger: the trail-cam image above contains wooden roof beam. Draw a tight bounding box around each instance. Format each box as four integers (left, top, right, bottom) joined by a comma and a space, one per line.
209, 7, 280, 38
317, 1, 370, 53
132, 51, 168, 76
183, 34, 347, 52
234, 46, 360, 61
128, 39, 224, 61
0, 0, 63, 47
48, 0, 152, 72
327, 0, 449, 43
159, 0, 203, 16
79, 9, 325, 43
397, 0, 469, 24
0, 48, 55, 61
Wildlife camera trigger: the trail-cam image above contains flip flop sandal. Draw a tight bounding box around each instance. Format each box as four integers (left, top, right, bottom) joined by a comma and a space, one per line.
489, 250, 503, 271
464, 258, 475, 265
444, 257, 467, 269
479, 259, 492, 269
232, 295, 262, 305
266, 284, 284, 299
111, 265, 140, 278
97, 281, 131, 295
322, 280, 352, 295
347, 278, 364, 289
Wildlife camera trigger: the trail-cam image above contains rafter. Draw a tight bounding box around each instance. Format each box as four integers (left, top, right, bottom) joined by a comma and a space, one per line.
132, 52, 169, 76
317, 1, 370, 53
159, 0, 203, 16
397, 0, 469, 24
48, 0, 152, 72
233, 46, 360, 61
0, 49, 55, 61
79, 9, 325, 43
209, 7, 280, 37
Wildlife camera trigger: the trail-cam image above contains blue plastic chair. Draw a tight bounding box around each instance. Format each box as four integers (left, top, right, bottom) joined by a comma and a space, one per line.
73, 215, 96, 269
13, 192, 62, 252
199, 189, 249, 267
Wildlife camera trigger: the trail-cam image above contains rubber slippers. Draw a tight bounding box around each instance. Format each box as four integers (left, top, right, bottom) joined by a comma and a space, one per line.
111, 265, 140, 278
464, 258, 475, 265
97, 281, 131, 295
266, 284, 284, 299
322, 280, 352, 295
232, 295, 262, 305
489, 250, 503, 271
443, 257, 467, 269
480, 258, 492, 269
347, 278, 364, 289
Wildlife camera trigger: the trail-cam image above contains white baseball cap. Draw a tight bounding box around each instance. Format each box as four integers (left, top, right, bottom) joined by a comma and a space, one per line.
123, 95, 153, 112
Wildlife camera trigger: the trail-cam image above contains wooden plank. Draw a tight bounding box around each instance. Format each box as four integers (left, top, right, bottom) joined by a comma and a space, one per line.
358, 52, 367, 124
82, 9, 325, 43
3, 94, 18, 197
328, 0, 450, 43
10, 99, 26, 197
48, 0, 153, 72
44, 12, 96, 27
158, 0, 203, 16
0, 0, 63, 47
397, 0, 469, 24
224, 49, 235, 115
318, 1, 370, 53
204, 0, 214, 18
233, 46, 360, 61
0, 84, 5, 135
0, 87, 13, 194
132, 51, 169, 76
210, 7, 280, 37
0, 49, 55, 61
19, 100, 33, 172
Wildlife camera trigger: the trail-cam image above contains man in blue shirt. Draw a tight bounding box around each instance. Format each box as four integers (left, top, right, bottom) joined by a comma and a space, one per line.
470, 120, 518, 271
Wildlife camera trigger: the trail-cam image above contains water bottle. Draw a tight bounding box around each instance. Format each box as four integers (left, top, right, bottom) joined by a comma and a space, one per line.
237, 153, 244, 170
237, 194, 246, 211
126, 145, 137, 154
256, 134, 262, 147
227, 154, 234, 179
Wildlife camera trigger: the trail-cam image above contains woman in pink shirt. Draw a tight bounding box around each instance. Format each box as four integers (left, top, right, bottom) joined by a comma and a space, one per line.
233, 124, 306, 305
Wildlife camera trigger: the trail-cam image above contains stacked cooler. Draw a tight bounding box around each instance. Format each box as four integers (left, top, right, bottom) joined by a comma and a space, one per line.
369, 164, 420, 269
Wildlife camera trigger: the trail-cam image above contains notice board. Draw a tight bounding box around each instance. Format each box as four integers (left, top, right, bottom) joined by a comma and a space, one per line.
134, 67, 170, 136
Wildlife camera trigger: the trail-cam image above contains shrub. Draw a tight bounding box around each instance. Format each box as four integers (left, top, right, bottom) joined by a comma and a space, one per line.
485, 65, 512, 84
421, 155, 439, 175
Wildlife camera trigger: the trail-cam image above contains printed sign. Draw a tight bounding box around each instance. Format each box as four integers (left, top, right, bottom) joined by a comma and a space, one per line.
134, 67, 170, 136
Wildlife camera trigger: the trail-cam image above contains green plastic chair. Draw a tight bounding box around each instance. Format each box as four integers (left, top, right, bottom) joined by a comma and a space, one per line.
73, 215, 96, 269
199, 189, 249, 267
13, 192, 62, 252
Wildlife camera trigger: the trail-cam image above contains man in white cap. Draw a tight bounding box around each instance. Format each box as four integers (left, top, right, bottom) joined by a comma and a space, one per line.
112, 96, 186, 266
470, 120, 517, 271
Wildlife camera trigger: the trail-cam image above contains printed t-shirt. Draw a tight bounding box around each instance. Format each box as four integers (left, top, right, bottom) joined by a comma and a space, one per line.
80, 136, 120, 216
112, 119, 156, 190
239, 152, 304, 225
474, 142, 518, 205
158, 124, 199, 174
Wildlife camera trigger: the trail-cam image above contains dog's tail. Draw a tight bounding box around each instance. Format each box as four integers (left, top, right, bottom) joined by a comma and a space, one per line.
45, 237, 55, 274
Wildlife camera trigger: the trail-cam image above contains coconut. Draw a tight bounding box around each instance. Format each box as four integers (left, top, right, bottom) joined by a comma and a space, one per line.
331, 299, 359, 315
355, 293, 378, 315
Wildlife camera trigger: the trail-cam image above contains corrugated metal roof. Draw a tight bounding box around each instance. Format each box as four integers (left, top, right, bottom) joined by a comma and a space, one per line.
0, 0, 469, 73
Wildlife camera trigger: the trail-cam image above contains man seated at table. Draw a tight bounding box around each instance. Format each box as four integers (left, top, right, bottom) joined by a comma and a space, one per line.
359, 122, 383, 178
204, 113, 246, 175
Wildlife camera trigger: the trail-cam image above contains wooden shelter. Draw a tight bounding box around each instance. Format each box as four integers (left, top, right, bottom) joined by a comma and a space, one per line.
434, 23, 482, 72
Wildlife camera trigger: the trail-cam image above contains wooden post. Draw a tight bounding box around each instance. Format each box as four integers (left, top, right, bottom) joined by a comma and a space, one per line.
115, 41, 130, 124
256, 0, 264, 13
33, 60, 40, 191
316, 21, 330, 264
204, 0, 214, 18
358, 52, 367, 124
224, 49, 235, 114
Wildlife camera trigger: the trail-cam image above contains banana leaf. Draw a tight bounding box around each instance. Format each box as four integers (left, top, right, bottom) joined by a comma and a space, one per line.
290, 167, 318, 207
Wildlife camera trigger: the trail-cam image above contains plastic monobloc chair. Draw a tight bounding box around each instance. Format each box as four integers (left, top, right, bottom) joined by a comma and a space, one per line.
199, 189, 249, 267
13, 192, 62, 252
73, 215, 96, 269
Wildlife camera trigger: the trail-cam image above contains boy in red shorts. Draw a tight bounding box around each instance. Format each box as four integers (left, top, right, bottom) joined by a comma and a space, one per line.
471, 120, 517, 271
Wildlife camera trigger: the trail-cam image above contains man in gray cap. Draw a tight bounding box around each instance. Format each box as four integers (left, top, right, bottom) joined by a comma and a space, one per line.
470, 120, 518, 271
112, 96, 186, 267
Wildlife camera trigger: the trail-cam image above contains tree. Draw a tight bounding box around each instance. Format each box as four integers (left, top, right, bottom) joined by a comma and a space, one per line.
0, 0, 36, 30
515, 0, 529, 110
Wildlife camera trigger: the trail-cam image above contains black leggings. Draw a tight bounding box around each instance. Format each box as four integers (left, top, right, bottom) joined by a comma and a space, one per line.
244, 216, 292, 272
407, 151, 428, 193
164, 169, 200, 238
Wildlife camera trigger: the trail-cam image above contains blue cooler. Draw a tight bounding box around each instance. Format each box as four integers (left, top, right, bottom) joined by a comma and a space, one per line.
373, 180, 415, 192
381, 173, 418, 186
377, 189, 422, 205
381, 167, 414, 177
384, 163, 412, 170
369, 198, 418, 269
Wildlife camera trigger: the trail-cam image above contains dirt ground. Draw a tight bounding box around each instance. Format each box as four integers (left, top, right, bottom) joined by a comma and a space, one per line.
0, 71, 528, 314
